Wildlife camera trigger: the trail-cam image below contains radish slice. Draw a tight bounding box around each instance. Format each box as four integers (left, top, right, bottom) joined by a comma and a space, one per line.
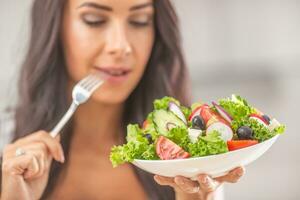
206, 122, 233, 141
212, 101, 233, 123
168, 102, 187, 124
249, 114, 268, 128
188, 128, 203, 143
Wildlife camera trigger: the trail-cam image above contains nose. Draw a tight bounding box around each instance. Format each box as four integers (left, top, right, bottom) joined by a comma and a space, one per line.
105, 21, 132, 57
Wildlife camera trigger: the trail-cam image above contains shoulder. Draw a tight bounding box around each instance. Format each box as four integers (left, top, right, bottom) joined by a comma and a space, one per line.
0, 109, 15, 153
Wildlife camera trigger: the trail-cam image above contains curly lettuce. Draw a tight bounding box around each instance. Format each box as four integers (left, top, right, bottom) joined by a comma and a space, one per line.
219, 94, 256, 120
231, 118, 285, 142
187, 131, 228, 157
166, 127, 190, 151
153, 96, 180, 110
110, 124, 158, 167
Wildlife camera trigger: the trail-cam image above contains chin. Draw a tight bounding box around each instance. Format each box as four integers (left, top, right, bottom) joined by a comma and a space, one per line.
90, 88, 132, 105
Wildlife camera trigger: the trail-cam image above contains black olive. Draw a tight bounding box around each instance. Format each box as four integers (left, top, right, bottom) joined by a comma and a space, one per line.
262, 115, 271, 124
144, 133, 153, 144
237, 126, 254, 140
192, 116, 206, 130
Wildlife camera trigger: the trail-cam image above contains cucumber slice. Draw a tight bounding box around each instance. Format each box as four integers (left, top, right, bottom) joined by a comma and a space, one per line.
153, 109, 187, 136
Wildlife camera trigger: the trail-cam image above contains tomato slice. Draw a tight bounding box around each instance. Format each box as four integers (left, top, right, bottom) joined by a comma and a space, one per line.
200, 105, 215, 124
156, 136, 190, 160
227, 140, 258, 151
188, 104, 209, 121
188, 107, 202, 121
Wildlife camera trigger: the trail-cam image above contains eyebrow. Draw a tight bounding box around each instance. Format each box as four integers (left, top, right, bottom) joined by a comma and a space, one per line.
77, 2, 112, 11
130, 2, 153, 11
77, 2, 153, 12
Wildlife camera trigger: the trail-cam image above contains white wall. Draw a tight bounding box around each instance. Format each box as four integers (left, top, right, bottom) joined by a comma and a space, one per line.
0, 0, 32, 110
173, 1, 300, 199
1, 0, 300, 199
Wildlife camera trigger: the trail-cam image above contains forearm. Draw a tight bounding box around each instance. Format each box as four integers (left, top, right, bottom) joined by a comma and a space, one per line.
175, 189, 204, 200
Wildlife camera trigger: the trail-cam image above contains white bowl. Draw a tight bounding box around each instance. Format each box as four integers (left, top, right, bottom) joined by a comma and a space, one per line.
133, 135, 279, 180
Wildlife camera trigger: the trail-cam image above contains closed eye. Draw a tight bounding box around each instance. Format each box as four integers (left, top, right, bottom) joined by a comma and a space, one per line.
130, 20, 152, 27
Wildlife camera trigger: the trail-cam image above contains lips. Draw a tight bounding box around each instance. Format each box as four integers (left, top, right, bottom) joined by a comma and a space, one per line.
94, 66, 132, 83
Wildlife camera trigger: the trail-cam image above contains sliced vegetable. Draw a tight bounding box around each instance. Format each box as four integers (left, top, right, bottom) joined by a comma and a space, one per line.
156, 136, 190, 160
212, 101, 233, 123
166, 122, 177, 131
249, 113, 269, 127
199, 104, 214, 124
219, 94, 256, 120
206, 122, 233, 141
169, 101, 187, 124
188, 106, 203, 121
152, 109, 186, 136
262, 115, 271, 125
227, 140, 258, 151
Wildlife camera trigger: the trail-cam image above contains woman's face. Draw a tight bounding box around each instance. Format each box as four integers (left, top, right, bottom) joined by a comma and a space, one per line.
62, 0, 155, 105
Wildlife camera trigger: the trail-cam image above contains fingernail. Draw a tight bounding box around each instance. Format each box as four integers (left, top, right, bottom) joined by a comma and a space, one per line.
236, 168, 243, 176
60, 154, 65, 163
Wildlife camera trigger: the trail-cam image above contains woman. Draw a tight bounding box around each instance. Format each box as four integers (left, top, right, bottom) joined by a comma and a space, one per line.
0, 0, 245, 199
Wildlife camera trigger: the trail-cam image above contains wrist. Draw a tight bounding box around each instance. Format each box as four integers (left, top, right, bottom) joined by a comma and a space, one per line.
175, 189, 204, 200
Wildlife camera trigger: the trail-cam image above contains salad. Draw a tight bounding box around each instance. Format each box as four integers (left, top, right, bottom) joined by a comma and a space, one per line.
110, 95, 285, 167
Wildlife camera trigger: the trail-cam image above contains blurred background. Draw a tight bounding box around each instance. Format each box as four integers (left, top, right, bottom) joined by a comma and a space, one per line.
1, 0, 299, 199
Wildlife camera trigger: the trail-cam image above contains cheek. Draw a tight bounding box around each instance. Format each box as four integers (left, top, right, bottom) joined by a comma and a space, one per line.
129, 30, 155, 85
62, 17, 102, 83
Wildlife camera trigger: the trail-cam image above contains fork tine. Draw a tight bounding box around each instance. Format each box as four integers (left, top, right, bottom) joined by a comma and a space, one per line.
81, 75, 96, 88
89, 79, 103, 93
86, 76, 101, 90
77, 74, 95, 87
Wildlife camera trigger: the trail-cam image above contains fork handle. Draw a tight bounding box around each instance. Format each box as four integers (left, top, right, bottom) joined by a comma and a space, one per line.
50, 102, 78, 138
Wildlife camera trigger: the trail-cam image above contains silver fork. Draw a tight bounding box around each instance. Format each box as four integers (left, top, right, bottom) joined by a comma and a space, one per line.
50, 73, 104, 138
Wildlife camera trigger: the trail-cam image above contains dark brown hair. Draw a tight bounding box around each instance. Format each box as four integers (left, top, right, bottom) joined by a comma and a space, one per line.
10, 0, 191, 199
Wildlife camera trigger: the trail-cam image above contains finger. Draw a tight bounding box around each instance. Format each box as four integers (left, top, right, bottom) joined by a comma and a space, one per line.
5, 142, 48, 159
25, 148, 47, 179
214, 167, 245, 183
2, 154, 39, 179
174, 176, 200, 194
153, 175, 177, 187
197, 174, 219, 193
15, 131, 64, 163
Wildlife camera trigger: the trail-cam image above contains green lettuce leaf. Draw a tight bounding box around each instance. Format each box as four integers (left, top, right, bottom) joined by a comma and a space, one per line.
153, 96, 180, 110
187, 131, 228, 157
144, 112, 160, 141
110, 124, 157, 167
219, 94, 256, 120
166, 127, 190, 150
231, 118, 285, 142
